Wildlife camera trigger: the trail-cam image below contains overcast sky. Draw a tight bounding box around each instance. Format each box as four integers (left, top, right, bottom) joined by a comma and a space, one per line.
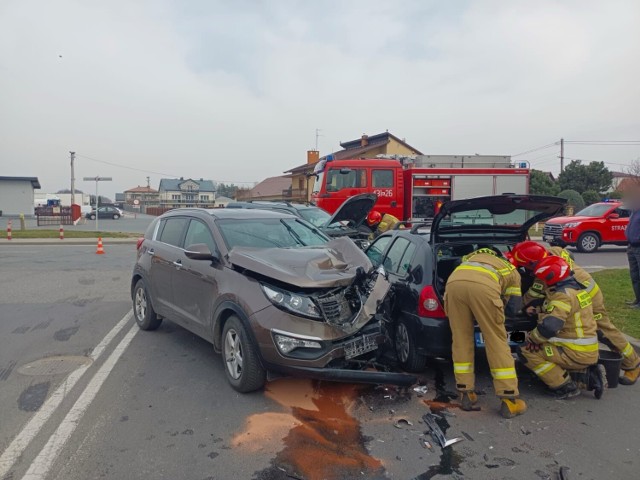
1, 0, 639, 197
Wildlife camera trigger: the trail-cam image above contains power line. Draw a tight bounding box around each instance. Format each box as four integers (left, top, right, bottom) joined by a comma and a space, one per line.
75, 153, 257, 184
512, 142, 559, 157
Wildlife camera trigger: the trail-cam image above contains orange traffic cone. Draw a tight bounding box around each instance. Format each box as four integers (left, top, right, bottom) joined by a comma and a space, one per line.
96, 237, 105, 255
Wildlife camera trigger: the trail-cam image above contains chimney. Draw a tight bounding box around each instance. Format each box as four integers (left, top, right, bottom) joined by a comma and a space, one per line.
361, 134, 369, 147
307, 150, 320, 164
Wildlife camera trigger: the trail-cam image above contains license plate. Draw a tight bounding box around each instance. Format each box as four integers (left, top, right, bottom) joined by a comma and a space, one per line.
475, 331, 525, 347
543, 236, 553, 242
343, 334, 379, 359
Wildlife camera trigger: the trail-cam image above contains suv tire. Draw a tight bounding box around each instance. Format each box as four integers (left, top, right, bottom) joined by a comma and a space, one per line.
395, 317, 427, 372
222, 316, 266, 393
113, 213, 120, 219
133, 279, 162, 330
577, 232, 599, 253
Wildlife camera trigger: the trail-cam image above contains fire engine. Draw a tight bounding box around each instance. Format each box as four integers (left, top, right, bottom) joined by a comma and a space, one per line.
311, 155, 530, 222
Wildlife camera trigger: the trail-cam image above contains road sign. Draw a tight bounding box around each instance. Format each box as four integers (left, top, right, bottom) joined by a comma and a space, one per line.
133, 199, 140, 205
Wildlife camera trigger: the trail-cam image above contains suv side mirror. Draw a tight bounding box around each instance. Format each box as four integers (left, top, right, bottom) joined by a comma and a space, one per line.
185, 243, 219, 261
608, 213, 620, 219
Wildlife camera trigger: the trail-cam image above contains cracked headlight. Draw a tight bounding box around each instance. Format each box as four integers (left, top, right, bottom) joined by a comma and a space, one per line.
563, 222, 581, 228
261, 284, 322, 319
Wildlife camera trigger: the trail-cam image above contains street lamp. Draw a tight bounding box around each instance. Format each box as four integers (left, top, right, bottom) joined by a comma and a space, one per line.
83, 176, 112, 231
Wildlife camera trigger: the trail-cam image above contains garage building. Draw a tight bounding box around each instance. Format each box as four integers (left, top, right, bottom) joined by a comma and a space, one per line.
0, 176, 41, 217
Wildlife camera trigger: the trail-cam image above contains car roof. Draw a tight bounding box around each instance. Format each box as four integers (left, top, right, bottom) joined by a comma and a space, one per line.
162, 207, 296, 220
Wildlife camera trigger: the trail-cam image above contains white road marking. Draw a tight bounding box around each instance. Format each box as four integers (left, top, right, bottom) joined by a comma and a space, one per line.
0, 310, 133, 479
21, 323, 139, 480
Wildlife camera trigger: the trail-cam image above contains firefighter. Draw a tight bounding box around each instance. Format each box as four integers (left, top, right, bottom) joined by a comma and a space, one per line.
444, 248, 527, 418
520, 256, 607, 399
512, 240, 640, 385
366, 210, 401, 239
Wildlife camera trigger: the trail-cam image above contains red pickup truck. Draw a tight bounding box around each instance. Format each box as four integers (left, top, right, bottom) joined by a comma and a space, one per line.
542, 201, 630, 253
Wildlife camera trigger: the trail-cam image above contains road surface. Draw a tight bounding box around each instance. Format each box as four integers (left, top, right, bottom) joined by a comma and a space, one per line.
0, 244, 637, 480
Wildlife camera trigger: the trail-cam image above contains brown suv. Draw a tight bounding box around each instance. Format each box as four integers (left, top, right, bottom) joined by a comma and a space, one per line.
131, 208, 415, 392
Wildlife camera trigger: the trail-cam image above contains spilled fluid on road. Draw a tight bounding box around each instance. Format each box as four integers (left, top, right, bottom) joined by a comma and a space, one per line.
235, 378, 386, 480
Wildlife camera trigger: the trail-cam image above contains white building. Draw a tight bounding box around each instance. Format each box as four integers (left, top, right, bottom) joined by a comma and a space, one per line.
158, 178, 216, 208
34, 192, 91, 207
0, 176, 41, 217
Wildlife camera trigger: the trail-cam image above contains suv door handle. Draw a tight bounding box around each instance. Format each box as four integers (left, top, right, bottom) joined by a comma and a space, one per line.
172, 260, 183, 269
147, 249, 155, 256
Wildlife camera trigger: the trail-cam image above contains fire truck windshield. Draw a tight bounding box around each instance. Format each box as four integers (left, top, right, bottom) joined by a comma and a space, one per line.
312, 171, 324, 194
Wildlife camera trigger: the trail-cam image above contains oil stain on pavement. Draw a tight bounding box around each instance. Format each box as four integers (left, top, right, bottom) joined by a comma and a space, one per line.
54, 326, 79, 341
233, 378, 386, 480
18, 381, 50, 411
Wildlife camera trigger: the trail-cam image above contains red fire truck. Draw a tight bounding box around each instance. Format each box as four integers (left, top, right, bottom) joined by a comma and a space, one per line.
311, 155, 530, 222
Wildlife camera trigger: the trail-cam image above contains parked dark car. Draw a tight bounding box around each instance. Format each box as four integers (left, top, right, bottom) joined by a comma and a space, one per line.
365, 194, 567, 372
226, 194, 377, 248
131, 208, 415, 392
86, 206, 122, 220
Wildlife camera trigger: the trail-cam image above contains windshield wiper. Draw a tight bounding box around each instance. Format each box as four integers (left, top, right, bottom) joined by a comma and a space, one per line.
280, 220, 306, 246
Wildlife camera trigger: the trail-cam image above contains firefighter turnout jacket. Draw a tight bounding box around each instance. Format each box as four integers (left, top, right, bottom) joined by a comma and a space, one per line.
445, 249, 522, 397
523, 247, 639, 370
521, 278, 599, 388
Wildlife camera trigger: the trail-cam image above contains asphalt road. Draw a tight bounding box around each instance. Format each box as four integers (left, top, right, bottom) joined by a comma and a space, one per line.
0, 245, 638, 480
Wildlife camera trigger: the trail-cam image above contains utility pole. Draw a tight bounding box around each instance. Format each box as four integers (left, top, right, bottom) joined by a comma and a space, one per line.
70, 151, 76, 205
560, 138, 564, 172
315, 128, 323, 151
83, 176, 113, 231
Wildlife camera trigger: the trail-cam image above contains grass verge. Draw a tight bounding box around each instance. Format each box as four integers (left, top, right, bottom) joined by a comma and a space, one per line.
0, 230, 136, 239
591, 268, 640, 339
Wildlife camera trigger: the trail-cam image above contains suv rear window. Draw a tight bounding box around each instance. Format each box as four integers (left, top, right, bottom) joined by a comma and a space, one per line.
158, 217, 189, 247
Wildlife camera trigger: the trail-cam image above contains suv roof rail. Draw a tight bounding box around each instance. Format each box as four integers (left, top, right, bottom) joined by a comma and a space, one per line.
410, 222, 433, 234
392, 221, 412, 230
247, 199, 296, 207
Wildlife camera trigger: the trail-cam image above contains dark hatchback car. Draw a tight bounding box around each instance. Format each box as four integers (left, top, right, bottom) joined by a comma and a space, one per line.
86, 205, 122, 220
132, 208, 414, 392
365, 194, 567, 372
226, 194, 377, 248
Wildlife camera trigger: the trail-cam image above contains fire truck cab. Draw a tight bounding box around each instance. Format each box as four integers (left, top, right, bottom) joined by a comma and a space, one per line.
311, 155, 530, 222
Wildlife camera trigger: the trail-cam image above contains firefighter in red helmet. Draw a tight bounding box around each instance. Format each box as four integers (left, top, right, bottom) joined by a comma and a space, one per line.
367, 210, 401, 239
511, 240, 640, 386
520, 256, 606, 399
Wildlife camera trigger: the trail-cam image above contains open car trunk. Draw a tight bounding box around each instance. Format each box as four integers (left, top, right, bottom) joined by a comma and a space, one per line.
430, 194, 568, 335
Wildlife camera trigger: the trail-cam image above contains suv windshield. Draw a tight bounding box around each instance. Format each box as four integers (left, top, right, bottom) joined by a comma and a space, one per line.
574, 204, 613, 217
298, 207, 331, 227
217, 218, 328, 249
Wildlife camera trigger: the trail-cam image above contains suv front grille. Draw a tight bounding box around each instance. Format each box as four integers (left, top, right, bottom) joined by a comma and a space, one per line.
543, 224, 563, 237
316, 287, 360, 325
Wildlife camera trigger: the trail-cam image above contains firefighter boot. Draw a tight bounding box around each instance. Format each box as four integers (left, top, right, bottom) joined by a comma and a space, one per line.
547, 380, 580, 400
587, 365, 607, 399
569, 369, 589, 390
619, 365, 640, 386
460, 391, 480, 411
499, 398, 527, 419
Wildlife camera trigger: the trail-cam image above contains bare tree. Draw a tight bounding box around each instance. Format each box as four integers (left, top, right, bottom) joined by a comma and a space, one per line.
625, 159, 640, 189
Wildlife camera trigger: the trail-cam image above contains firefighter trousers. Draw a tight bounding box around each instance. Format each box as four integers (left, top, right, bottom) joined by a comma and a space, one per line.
444, 280, 519, 397
593, 301, 639, 370
520, 344, 598, 389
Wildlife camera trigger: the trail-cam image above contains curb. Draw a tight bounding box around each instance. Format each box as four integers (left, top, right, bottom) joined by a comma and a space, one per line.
1, 238, 138, 246
624, 334, 640, 355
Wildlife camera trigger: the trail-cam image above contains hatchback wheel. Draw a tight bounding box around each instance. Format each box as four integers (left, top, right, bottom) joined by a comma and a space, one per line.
395, 317, 427, 372
89, 214, 96, 220
577, 233, 599, 253
133, 279, 162, 330
222, 316, 265, 393
113, 214, 120, 219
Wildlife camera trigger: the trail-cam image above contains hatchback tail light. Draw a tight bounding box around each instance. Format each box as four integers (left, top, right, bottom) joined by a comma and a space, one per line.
417, 285, 447, 318
136, 237, 145, 250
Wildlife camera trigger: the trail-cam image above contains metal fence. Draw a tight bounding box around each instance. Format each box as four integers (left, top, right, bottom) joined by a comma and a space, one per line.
35, 206, 74, 226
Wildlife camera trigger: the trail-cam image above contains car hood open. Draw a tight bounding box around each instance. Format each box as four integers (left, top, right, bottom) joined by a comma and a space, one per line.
228, 237, 373, 289
324, 193, 377, 229
431, 194, 567, 243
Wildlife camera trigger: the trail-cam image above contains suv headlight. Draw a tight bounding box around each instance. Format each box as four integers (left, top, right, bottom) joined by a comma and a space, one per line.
261, 284, 322, 319
564, 222, 581, 228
